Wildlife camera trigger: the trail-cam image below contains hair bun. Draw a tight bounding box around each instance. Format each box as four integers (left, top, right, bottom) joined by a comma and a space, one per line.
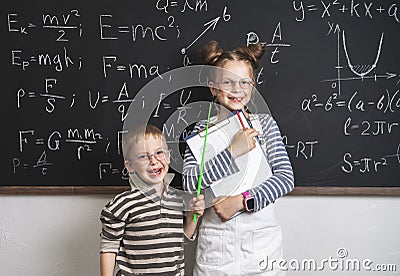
201, 40, 266, 71
238, 43, 266, 69
248, 43, 266, 61
201, 40, 224, 65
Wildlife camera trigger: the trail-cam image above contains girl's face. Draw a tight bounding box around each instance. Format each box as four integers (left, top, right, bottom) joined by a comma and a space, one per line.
211, 60, 254, 112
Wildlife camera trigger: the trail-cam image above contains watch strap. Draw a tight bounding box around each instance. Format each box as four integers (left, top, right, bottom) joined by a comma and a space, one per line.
242, 191, 254, 212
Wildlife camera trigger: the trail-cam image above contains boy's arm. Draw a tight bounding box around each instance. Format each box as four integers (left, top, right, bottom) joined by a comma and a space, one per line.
183, 195, 205, 240
99, 202, 127, 275
183, 212, 197, 240
100, 252, 116, 276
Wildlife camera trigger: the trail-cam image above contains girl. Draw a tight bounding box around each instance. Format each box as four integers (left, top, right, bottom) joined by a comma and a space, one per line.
182, 41, 294, 275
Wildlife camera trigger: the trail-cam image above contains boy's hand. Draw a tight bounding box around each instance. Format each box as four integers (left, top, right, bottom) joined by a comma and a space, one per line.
189, 194, 205, 217
184, 195, 206, 239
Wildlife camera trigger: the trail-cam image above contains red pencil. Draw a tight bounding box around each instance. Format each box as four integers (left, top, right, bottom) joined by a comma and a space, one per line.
236, 110, 247, 130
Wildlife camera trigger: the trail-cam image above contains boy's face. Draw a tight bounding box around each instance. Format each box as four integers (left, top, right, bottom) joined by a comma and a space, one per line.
125, 135, 170, 186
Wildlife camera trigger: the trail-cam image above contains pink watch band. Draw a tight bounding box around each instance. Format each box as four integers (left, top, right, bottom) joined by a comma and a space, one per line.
242, 191, 251, 199
242, 191, 253, 212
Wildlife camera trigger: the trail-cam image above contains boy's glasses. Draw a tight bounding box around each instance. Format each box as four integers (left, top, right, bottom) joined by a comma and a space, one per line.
217, 78, 254, 90
131, 150, 169, 165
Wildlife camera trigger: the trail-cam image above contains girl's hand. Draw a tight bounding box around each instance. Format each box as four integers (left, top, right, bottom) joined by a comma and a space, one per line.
212, 194, 244, 222
228, 128, 259, 159
189, 194, 205, 217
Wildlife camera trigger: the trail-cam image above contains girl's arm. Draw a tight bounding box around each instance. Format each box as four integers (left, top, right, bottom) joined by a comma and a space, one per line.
246, 114, 294, 211
182, 122, 240, 192
212, 114, 294, 221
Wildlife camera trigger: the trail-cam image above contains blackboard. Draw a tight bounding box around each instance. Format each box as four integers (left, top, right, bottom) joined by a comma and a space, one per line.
1, 0, 399, 194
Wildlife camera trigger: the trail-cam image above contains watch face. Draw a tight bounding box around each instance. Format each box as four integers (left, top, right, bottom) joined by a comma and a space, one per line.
246, 198, 255, 211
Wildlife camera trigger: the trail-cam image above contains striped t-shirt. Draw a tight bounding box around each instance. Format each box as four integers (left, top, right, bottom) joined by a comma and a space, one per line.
100, 174, 185, 275
182, 113, 294, 211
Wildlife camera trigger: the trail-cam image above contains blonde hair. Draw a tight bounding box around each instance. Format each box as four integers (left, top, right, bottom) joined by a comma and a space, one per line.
122, 124, 168, 159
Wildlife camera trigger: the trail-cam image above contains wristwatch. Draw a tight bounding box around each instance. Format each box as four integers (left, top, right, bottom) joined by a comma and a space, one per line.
242, 191, 254, 212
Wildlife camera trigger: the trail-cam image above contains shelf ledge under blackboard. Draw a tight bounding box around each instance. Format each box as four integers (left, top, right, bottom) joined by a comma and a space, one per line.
1, 186, 400, 196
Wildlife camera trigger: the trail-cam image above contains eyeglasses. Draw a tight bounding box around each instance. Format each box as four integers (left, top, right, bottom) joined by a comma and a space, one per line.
130, 150, 169, 165
217, 78, 254, 90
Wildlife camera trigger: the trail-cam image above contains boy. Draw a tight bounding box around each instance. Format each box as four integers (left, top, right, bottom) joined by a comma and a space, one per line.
100, 124, 204, 276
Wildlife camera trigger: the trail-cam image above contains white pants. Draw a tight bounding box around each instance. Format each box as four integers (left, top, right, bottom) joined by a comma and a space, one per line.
193, 203, 285, 276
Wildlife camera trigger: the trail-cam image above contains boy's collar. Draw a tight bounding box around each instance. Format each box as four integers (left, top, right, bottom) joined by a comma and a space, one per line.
129, 172, 175, 192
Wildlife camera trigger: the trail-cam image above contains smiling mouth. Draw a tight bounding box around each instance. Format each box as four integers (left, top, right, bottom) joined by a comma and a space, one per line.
228, 96, 243, 103
148, 167, 163, 177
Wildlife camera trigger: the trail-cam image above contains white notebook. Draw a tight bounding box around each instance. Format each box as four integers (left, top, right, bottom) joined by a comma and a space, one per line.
185, 111, 272, 197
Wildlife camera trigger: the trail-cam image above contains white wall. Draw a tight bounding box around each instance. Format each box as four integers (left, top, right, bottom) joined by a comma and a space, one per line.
0, 195, 399, 276
275, 196, 400, 275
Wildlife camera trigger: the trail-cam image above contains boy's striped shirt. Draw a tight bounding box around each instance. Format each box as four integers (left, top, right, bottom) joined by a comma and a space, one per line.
100, 183, 185, 276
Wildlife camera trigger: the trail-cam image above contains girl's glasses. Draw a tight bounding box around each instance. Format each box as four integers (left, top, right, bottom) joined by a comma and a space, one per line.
218, 78, 254, 90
